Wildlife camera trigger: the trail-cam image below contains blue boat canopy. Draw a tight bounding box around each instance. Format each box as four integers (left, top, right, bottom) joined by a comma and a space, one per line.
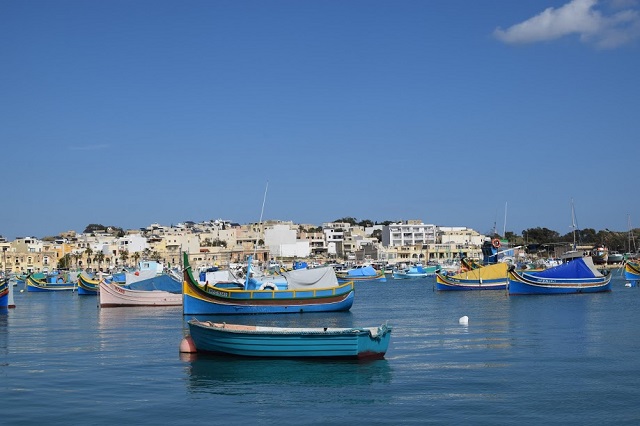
529, 257, 604, 279
345, 265, 378, 277
125, 274, 182, 293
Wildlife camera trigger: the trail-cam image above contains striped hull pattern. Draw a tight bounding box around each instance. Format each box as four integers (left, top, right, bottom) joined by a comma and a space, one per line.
507, 270, 612, 295
337, 271, 386, 283
77, 275, 99, 295
435, 274, 507, 291
26, 275, 76, 292
0, 278, 15, 308
624, 261, 640, 283
187, 320, 391, 359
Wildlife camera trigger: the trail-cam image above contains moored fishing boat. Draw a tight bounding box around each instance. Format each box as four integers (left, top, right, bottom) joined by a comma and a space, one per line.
77, 272, 100, 295
0, 278, 16, 308
182, 253, 355, 315
392, 263, 439, 279
26, 273, 76, 292
624, 260, 640, 285
607, 251, 624, 264
507, 256, 612, 295
336, 265, 386, 283
436, 262, 509, 291
184, 320, 392, 359
99, 273, 182, 307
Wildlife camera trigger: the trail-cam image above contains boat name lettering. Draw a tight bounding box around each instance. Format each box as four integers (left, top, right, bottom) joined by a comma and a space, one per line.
209, 289, 229, 297
115, 286, 125, 294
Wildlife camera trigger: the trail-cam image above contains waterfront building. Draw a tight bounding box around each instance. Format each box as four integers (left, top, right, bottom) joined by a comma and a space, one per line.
382, 220, 437, 248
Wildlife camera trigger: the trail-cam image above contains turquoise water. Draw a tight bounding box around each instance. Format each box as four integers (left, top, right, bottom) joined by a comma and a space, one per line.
2, 272, 639, 425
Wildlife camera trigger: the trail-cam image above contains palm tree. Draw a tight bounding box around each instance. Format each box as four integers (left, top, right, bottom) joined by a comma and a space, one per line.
72, 253, 82, 269
94, 252, 105, 271
119, 249, 129, 268
84, 247, 93, 268
132, 251, 140, 266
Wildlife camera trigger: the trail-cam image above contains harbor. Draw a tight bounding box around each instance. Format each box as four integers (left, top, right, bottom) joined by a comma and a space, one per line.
2, 273, 640, 424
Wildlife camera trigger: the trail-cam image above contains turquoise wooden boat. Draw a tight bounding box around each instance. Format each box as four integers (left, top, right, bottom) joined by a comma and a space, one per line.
186, 320, 392, 359
392, 263, 439, 279
182, 253, 355, 315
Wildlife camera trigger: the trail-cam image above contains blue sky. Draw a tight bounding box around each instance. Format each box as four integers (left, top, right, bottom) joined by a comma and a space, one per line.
2, 0, 639, 240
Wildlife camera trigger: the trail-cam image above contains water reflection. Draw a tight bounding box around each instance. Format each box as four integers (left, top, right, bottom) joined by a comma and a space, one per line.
183, 354, 392, 394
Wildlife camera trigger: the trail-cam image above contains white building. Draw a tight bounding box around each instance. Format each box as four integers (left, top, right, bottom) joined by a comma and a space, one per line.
437, 227, 485, 246
115, 234, 148, 254
264, 224, 311, 258
382, 220, 437, 247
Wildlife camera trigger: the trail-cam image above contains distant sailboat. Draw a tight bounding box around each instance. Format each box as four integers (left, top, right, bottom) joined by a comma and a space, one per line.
560, 198, 586, 262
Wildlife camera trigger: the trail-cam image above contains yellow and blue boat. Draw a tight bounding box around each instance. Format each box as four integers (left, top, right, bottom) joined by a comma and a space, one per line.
182, 253, 355, 315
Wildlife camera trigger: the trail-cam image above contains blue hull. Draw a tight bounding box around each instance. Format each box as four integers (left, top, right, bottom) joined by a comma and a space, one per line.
27, 281, 76, 292
77, 275, 99, 295
337, 276, 386, 283
435, 273, 507, 291
77, 285, 98, 295
182, 253, 355, 315
183, 290, 354, 315
507, 257, 613, 295
0, 280, 9, 308
435, 281, 507, 291
187, 320, 391, 359
624, 262, 640, 284
508, 279, 612, 294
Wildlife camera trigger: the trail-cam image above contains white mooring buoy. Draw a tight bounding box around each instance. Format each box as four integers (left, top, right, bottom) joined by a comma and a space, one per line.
459, 316, 469, 325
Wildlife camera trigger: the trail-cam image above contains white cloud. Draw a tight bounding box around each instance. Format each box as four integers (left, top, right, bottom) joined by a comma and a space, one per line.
494, 0, 640, 49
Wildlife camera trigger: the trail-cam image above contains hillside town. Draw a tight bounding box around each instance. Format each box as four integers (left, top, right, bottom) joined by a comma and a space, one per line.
0, 219, 509, 275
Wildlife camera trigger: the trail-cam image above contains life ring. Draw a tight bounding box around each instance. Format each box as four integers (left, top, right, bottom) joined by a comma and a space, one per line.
259, 282, 278, 291
492, 239, 501, 249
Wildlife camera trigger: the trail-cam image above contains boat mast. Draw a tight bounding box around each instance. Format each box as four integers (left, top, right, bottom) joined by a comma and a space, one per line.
503, 201, 508, 238
247, 182, 269, 288
570, 198, 578, 250
628, 214, 637, 254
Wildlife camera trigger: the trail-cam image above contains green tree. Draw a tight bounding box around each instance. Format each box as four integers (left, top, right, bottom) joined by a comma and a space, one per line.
94, 252, 105, 270
84, 247, 93, 266
57, 253, 72, 269
334, 217, 357, 226
119, 249, 129, 267
522, 227, 560, 243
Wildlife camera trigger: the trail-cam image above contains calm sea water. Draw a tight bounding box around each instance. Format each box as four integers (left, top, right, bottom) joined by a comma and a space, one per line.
2, 271, 639, 425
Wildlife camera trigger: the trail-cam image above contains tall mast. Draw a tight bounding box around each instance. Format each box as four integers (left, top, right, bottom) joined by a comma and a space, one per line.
570, 198, 577, 250
503, 201, 508, 238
